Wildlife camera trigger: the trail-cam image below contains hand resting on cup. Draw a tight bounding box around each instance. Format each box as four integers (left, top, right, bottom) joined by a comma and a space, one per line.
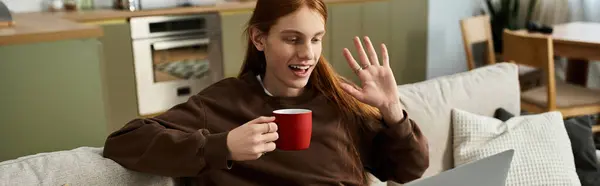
226, 116, 279, 161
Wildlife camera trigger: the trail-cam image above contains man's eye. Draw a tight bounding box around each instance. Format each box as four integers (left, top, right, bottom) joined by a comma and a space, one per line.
286, 37, 299, 42
312, 38, 322, 43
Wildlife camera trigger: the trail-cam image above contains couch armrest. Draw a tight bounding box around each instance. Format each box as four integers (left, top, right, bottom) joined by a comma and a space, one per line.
0, 147, 178, 186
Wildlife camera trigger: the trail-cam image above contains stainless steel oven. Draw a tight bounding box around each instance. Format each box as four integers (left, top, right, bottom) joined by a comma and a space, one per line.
131, 14, 222, 116
114, 0, 218, 11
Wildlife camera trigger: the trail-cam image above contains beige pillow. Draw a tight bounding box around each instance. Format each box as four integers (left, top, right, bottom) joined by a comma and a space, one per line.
452, 108, 580, 186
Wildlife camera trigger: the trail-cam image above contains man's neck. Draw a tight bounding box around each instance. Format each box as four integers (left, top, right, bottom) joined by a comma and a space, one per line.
262, 73, 304, 97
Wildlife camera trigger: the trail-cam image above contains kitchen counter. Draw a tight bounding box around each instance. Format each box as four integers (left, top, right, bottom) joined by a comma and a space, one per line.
60, 0, 383, 22
0, 0, 384, 46
61, 1, 258, 22
0, 13, 103, 45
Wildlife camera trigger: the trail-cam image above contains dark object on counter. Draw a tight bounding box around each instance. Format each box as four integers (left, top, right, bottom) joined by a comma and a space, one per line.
0, 1, 14, 28
64, 1, 78, 11
526, 21, 554, 34
114, 0, 140, 11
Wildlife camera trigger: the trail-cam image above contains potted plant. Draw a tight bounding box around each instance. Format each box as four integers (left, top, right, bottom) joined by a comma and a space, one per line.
484, 0, 538, 53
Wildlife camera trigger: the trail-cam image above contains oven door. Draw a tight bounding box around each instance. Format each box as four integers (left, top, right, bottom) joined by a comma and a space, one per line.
132, 34, 222, 116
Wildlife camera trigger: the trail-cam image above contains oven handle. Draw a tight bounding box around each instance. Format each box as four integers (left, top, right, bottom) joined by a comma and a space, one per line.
152, 38, 210, 51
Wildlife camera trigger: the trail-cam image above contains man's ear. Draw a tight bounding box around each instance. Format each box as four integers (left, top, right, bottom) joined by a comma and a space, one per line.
250, 27, 266, 51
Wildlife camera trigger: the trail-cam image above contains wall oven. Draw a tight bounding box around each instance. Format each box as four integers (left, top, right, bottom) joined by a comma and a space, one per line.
130, 14, 223, 116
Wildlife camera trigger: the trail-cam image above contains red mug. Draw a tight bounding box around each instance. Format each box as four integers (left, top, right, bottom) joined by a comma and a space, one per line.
273, 109, 312, 151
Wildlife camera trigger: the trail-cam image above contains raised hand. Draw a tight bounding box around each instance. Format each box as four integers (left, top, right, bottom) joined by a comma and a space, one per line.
340, 36, 400, 111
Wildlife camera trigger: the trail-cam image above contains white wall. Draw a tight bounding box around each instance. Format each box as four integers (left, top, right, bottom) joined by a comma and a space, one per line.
1, 0, 44, 12
424, 0, 600, 88
581, 0, 600, 89
426, 0, 482, 79
1, 0, 112, 13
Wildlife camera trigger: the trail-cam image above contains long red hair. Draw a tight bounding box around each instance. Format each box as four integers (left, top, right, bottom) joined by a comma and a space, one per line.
238, 0, 381, 184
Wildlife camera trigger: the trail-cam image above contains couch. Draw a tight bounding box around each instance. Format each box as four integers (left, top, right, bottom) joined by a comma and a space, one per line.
1, 63, 598, 186
382, 62, 521, 186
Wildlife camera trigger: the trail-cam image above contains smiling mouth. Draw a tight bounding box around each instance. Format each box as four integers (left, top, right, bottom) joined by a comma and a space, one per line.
289, 64, 311, 73
288, 64, 313, 77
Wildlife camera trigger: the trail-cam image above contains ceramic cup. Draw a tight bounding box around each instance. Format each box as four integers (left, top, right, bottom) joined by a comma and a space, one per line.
273, 109, 312, 150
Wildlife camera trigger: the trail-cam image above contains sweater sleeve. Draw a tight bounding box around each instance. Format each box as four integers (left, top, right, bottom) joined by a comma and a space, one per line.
366, 110, 429, 184
102, 94, 232, 178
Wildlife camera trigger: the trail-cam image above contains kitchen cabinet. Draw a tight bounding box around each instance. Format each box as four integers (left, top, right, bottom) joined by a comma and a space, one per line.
361, 0, 391, 63
94, 21, 139, 133
327, 1, 393, 84
322, 5, 334, 62
389, 0, 428, 84
0, 39, 108, 162
326, 0, 427, 85
328, 2, 363, 84
220, 10, 253, 78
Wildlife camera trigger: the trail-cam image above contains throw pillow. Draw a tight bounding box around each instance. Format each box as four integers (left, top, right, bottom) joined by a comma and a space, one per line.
452, 108, 580, 186
494, 108, 600, 186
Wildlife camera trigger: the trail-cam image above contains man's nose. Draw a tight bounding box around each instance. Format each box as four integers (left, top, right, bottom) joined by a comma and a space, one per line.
297, 43, 314, 60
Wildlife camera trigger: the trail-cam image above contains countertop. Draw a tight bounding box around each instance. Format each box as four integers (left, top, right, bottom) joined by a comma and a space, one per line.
0, 0, 383, 46
60, 1, 258, 23
0, 13, 103, 45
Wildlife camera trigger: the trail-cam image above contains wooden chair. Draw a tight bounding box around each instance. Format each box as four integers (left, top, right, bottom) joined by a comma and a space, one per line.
502, 29, 600, 119
460, 15, 541, 91
460, 15, 496, 70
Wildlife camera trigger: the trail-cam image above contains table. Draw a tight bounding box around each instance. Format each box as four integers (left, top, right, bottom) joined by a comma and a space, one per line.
515, 22, 600, 121
518, 22, 600, 86
548, 22, 600, 86
551, 23, 600, 127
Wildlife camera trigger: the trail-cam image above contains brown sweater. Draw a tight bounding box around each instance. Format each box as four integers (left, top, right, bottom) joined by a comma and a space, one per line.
103, 73, 429, 186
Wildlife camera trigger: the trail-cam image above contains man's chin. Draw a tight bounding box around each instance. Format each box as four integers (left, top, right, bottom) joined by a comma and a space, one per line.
285, 77, 310, 89
287, 81, 309, 89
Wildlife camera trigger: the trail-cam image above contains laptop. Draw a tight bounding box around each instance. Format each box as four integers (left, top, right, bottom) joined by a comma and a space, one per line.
405, 149, 514, 186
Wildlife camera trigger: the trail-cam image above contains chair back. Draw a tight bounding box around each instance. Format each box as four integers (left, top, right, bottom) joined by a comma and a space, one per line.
502, 29, 557, 109
460, 15, 496, 70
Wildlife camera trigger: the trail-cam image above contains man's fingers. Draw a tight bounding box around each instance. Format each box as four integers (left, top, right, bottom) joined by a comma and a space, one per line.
249, 116, 275, 124
263, 142, 276, 153
381, 43, 390, 67
363, 36, 379, 66
252, 122, 278, 134
353, 36, 370, 68
343, 48, 360, 72
267, 122, 278, 132
262, 132, 279, 143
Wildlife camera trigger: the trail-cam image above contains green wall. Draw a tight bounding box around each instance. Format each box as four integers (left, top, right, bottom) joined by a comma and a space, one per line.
0, 39, 108, 161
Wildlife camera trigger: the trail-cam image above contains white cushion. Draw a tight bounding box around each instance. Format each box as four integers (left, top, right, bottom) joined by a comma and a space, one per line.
0, 147, 177, 186
452, 109, 580, 186
395, 62, 521, 179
